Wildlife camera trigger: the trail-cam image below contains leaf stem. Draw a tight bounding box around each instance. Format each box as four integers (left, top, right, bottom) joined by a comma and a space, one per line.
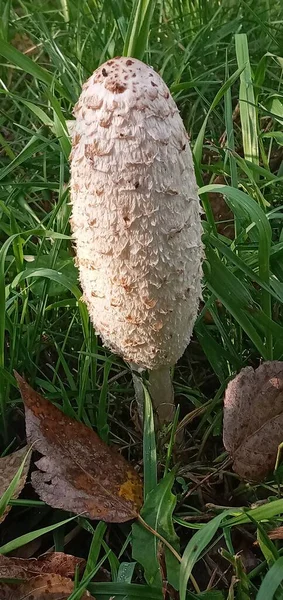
137, 514, 201, 594
137, 514, 181, 563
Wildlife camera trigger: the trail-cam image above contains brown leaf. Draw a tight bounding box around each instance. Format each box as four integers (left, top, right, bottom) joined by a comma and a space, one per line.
11, 33, 37, 55
223, 361, 283, 481
2, 574, 95, 599
0, 446, 31, 524
15, 373, 143, 522
268, 526, 283, 540
0, 552, 85, 581
0, 583, 14, 599
37, 552, 85, 578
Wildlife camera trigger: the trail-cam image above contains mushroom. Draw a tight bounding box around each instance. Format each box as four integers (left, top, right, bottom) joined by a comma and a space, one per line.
70, 57, 203, 426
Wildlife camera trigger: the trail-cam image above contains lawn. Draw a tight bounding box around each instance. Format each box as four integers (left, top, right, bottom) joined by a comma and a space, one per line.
1, 0, 283, 598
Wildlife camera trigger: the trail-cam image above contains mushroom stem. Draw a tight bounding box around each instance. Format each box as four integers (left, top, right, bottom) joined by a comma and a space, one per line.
148, 366, 174, 426
131, 365, 175, 427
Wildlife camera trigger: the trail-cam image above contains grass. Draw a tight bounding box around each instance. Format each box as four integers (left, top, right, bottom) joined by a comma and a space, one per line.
1, 0, 283, 598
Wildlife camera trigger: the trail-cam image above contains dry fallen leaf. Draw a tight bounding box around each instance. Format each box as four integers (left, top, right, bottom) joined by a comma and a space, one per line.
0, 584, 13, 600
268, 526, 283, 540
36, 552, 85, 578
0, 446, 31, 524
15, 373, 143, 522
0, 574, 95, 599
11, 33, 39, 56
223, 361, 283, 481
0, 552, 85, 581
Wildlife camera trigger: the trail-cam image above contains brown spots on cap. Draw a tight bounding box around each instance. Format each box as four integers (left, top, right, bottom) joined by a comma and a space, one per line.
126, 59, 134, 66
143, 297, 157, 309
72, 132, 81, 146
102, 68, 108, 77
165, 91, 169, 99
123, 215, 130, 224
151, 81, 157, 87
78, 258, 97, 271
99, 115, 112, 128
125, 314, 141, 325
119, 277, 133, 293
107, 60, 114, 66
85, 141, 109, 158
105, 81, 127, 94
110, 297, 120, 307
86, 98, 103, 110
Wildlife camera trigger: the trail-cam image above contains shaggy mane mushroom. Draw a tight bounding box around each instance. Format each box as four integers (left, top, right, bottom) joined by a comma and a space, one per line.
70, 57, 203, 426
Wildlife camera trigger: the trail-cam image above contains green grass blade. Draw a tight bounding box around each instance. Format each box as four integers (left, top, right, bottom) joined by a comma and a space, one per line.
117, 562, 136, 583
0, 39, 72, 101
88, 582, 163, 599
179, 511, 232, 600
235, 33, 259, 165
225, 498, 283, 527
203, 246, 267, 358
0, 515, 77, 554
123, 0, 157, 60
132, 472, 179, 589
68, 552, 111, 600
142, 383, 157, 498
193, 65, 245, 167
0, 137, 49, 182
200, 183, 272, 357
0, 447, 31, 520
11, 267, 89, 342
97, 358, 112, 442
256, 557, 283, 600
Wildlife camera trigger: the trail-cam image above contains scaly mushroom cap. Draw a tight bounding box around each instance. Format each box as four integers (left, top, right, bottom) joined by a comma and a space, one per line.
70, 57, 203, 370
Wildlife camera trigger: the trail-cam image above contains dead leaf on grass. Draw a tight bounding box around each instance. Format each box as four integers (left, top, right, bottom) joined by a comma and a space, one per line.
223, 361, 283, 481
11, 33, 39, 56
0, 446, 31, 524
0, 552, 85, 581
0, 574, 95, 599
0, 584, 13, 599
267, 526, 283, 540
15, 373, 143, 522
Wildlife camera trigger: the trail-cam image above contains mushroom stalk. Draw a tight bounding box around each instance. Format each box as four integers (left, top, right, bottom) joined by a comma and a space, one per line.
132, 365, 174, 427
148, 367, 174, 425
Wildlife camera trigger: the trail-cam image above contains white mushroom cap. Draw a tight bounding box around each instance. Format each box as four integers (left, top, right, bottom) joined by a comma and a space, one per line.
70, 57, 203, 370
